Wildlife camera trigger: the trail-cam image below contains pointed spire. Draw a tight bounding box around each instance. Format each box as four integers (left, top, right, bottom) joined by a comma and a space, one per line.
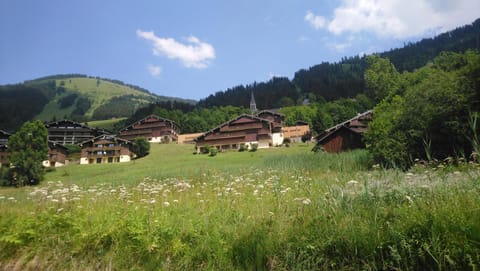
250, 91, 257, 114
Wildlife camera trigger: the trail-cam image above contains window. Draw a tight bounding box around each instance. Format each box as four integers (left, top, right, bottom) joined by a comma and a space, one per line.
108, 157, 113, 163
96, 158, 102, 164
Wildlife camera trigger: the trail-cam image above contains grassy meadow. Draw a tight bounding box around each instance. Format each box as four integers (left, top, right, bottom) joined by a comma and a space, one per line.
84, 118, 127, 132
1, 143, 479, 270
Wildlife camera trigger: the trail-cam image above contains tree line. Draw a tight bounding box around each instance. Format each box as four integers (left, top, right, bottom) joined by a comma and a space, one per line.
365, 50, 480, 168
199, 18, 480, 108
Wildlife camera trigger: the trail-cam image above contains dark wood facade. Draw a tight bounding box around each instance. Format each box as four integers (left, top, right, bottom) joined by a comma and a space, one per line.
316, 110, 373, 153
45, 120, 107, 145
119, 115, 179, 143
43, 141, 68, 167
0, 130, 11, 167
80, 135, 133, 164
195, 114, 278, 153
256, 110, 284, 133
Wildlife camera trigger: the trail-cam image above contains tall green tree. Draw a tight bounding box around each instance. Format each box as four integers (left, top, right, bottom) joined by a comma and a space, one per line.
365, 51, 480, 168
131, 137, 150, 158
8, 120, 48, 186
365, 55, 402, 102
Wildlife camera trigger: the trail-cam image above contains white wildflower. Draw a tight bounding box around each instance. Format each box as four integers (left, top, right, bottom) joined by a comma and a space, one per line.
302, 198, 311, 205
347, 180, 358, 185
163, 201, 170, 207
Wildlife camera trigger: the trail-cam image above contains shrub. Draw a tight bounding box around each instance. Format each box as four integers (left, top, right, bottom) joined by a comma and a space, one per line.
209, 147, 218, 157
8, 120, 48, 186
202, 144, 211, 154
250, 143, 258, 152
239, 144, 247, 152
132, 137, 150, 158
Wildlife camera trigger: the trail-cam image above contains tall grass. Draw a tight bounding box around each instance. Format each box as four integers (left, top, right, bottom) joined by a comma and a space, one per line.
0, 144, 479, 270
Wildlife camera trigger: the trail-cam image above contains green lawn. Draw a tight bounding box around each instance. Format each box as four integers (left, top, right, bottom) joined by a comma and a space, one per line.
1, 143, 479, 270
84, 117, 126, 131
45, 143, 314, 186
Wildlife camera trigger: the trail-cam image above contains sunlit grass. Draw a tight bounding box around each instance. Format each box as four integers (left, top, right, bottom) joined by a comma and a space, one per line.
0, 143, 479, 270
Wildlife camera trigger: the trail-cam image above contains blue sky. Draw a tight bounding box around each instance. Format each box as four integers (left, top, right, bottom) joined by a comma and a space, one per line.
1, 0, 479, 100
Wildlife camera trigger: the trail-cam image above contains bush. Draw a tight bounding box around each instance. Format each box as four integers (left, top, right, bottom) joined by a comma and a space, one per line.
132, 137, 150, 158
8, 120, 48, 186
250, 143, 258, 152
209, 147, 218, 157
202, 144, 211, 154
239, 144, 247, 152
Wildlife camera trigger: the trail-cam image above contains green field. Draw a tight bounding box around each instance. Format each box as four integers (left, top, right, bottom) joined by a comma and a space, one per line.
84, 118, 127, 132
34, 77, 157, 121
1, 144, 479, 270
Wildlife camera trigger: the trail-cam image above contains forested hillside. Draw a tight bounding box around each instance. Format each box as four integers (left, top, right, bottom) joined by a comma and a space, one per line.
0, 75, 194, 132
199, 18, 480, 107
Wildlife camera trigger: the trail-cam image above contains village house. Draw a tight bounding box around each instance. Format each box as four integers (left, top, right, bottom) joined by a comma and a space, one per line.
195, 112, 284, 153
43, 141, 68, 167
0, 130, 11, 167
45, 120, 108, 145
315, 110, 373, 153
177, 133, 204, 144
283, 122, 311, 143
79, 135, 134, 164
119, 115, 179, 143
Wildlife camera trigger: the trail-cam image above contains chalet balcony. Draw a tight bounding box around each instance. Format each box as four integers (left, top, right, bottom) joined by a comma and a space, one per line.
120, 129, 153, 136
82, 147, 123, 155
132, 123, 170, 129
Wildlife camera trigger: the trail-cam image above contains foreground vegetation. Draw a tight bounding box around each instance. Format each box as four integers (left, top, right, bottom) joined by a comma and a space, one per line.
1, 144, 479, 270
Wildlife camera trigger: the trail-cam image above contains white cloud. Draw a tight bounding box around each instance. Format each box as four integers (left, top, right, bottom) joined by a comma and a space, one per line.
304, 11, 327, 30
147, 64, 162, 77
137, 30, 215, 69
307, 0, 480, 39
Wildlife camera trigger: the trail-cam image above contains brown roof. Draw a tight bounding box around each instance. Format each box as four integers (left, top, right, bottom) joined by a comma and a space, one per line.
119, 114, 178, 133
195, 114, 273, 142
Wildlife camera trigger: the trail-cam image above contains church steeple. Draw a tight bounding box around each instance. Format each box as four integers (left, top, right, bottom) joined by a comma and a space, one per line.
250, 91, 257, 114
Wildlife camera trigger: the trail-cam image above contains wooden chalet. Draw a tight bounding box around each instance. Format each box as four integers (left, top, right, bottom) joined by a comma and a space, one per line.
80, 135, 134, 165
43, 141, 68, 167
45, 120, 108, 145
119, 115, 179, 143
316, 110, 373, 153
283, 124, 311, 142
256, 110, 284, 146
177, 133, 204, 144
0, 130, 11, 167
195, 114, 280, 153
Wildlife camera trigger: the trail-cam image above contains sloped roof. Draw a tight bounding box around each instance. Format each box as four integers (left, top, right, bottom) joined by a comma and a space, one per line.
79, 134, 131, 146
0, 130, 11, 137
48, 140, 68, 151
45, 119, 91, 129
317, 110, 373, 145
256, 110, 285, 118
324, 110, 373, 133
119, 114, 178, 132
195, 114, 272, 142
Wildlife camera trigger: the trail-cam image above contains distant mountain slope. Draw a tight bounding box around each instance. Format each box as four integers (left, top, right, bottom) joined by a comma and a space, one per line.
0, 75, 195, 132
199, 18, 480, 108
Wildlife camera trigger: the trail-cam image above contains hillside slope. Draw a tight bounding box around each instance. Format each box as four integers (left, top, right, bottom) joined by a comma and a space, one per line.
199, 18, 480, 108
0, 75, 195, 131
